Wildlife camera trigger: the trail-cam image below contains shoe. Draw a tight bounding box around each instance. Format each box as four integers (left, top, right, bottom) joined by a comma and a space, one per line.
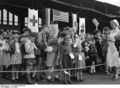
26, 81, 34, 84
106, 72, 110, 75
112, 77, 118, 81
112, 76, 118, 81
12, 79, 17, 83
68, 80, 73, 84
79, 79, 84, 82
54, 78, 59, 81
64, 80, 69, 84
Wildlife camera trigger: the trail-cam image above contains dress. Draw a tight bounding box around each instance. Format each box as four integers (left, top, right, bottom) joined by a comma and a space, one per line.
0, 40, 4, 66
2, 39, 11, 66
75, 53, 85, 70
10, 42, 22, 65
46, 37, 58, 67
107, 29, 120, 67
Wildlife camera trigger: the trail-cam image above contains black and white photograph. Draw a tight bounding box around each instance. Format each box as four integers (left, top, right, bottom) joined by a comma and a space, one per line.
0, 0, 120, 86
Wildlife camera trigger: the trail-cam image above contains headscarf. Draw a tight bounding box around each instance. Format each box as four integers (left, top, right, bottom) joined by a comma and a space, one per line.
110, 19, 119, 28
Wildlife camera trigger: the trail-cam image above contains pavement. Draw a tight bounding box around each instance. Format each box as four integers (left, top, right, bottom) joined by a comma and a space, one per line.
0, 72, 120, 84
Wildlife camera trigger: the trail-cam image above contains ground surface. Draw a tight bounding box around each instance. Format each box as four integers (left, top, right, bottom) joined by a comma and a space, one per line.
0, 72, 120, 84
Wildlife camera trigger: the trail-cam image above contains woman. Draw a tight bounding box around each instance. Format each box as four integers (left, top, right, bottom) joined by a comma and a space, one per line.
45, 35, 58, 81
59, 34, 73, 84
106, 19, 120, 80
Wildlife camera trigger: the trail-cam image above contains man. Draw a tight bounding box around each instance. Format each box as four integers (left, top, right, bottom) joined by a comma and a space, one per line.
93, 30, 104, 72
36, 26, 49, 80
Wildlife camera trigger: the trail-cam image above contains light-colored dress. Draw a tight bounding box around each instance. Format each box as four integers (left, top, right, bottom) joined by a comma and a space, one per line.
11, 42, 22, 65
2, 39, 11, 67
107, 28, 120, 67
0, 40, 4, 66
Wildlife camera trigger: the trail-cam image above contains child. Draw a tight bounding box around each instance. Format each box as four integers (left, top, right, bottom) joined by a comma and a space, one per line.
0, 35, 4, 75
61, 35, 73, 84
10, 34, 22, 81
24, 34, 37, 84
75, 47, 85, 82
73, 35, 85, 82
88, 40, 98, 74
84, 39, 97, 74
90, 61, 96, 74
2, 35, 11, 78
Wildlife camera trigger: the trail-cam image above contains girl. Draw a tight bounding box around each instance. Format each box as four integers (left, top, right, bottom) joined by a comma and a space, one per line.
74, 35, 86, 81
2, 34, 11, 78
10, 34, 22, 81
0, 34, 4, 75
60, 35, 73, 84
84, 39, 98, 74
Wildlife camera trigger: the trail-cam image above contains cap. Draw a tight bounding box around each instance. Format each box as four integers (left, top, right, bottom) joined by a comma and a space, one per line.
93, 30, 100, 35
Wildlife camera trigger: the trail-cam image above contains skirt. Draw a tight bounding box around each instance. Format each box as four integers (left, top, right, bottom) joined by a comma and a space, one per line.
62, 54, 73, 69
0, 51, 3, 66
107, 43, 120, 67
46, 52, 56, 67
75, 55, 85, 70
2, 51, 11, 66
10, 53, 22, 65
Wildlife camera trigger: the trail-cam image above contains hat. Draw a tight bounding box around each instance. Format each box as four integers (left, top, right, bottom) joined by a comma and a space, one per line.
23, 27, 31, 33
29, 33, 36, 38
60, 31, 69, 37
13, 34, 19, 38
103, 27, 110, 34
93, 30, 100, 35
110, 19, 119, 27
63, 27, 70, 31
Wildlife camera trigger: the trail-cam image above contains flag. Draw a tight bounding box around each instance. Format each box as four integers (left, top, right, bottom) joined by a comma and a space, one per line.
49, 24, 59, 37
9, 12, 13, 25
28, 8, 38, 32
3, 9, 7, 25
92, 18, 99, 27
53, 9, 69, 22
72, 13, 78, 32
79, 18, 86, 34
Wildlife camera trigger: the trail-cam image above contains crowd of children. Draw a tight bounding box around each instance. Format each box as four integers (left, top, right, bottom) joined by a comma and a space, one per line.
0, 19, 120, 84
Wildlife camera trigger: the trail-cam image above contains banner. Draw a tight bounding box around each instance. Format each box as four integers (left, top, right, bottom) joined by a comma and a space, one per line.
0, 10, 1, 24
25, 17, 28, 27
53, 9, 69, 22
45, 8, 50, 26
14, 15, 18, 26
39, 18, 42, 28
79, 18, 86, 34
92, 18, 99, 29
72, 13, 78, 32
9, 12, 13, 25
49, 24, 59, 37
28, 8, 39, 32
3, 9, 7, 25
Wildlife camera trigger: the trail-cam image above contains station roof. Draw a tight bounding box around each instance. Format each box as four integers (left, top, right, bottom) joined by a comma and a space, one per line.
0, 0, 120, 20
